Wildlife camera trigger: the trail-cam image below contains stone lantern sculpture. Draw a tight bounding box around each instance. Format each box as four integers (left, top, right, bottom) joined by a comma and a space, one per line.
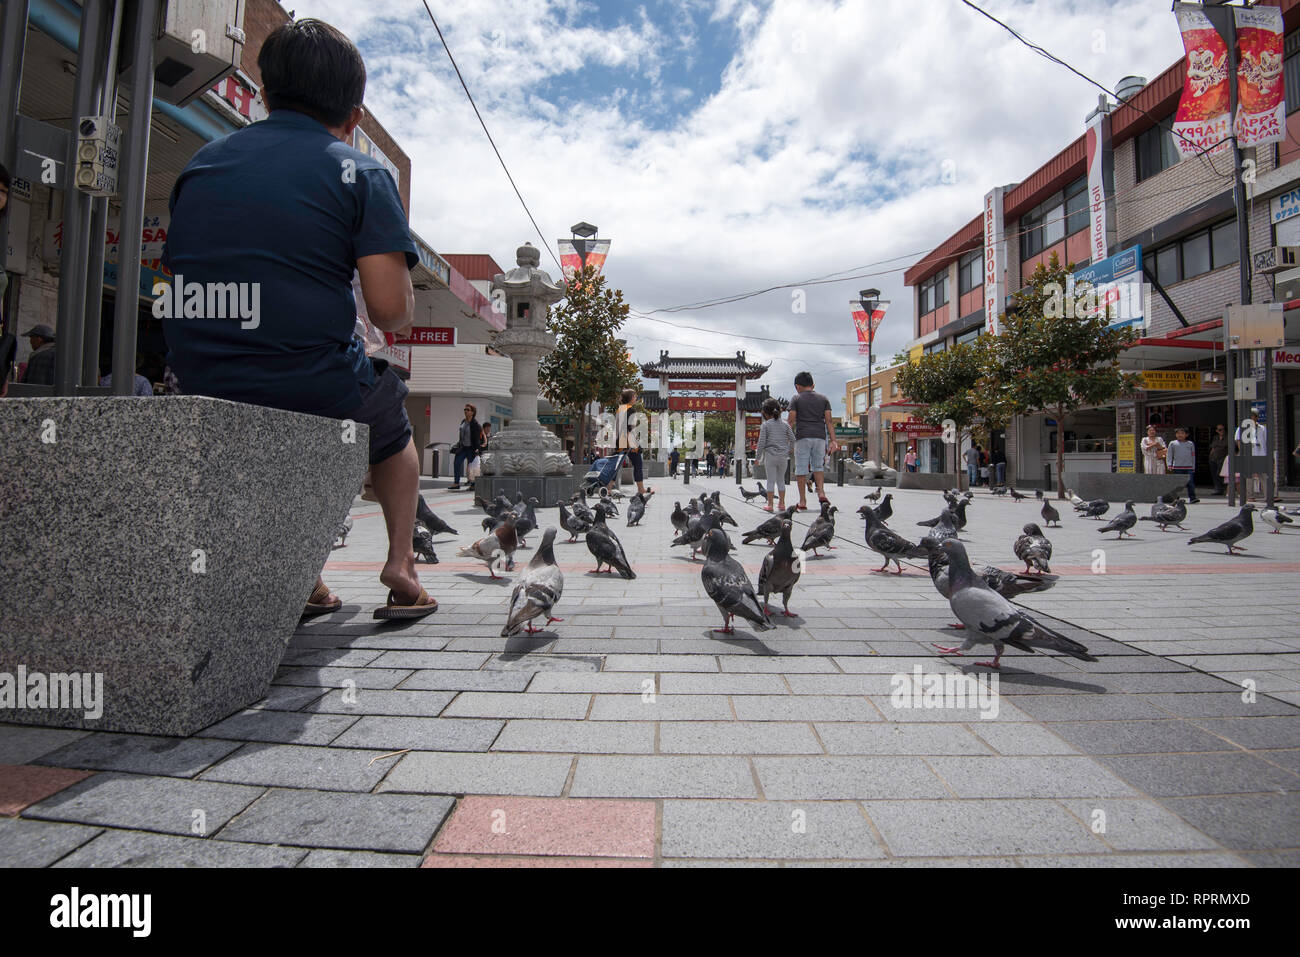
477, 242, 575, 504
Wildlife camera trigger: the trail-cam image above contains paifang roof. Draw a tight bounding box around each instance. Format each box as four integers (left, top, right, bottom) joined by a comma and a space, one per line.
640, 350, 771, 379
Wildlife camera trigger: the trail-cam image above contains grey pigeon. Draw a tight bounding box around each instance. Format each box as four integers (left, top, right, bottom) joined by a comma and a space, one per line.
740, 482, 766, 501
864, 487, 883, 503
920, 539, 1057, 605
874, 493, 893, 524
670, 501, 690, 533
1139, 498, 1187, 531
708, 491, 737, 527
1188, 505, 1256, 554
930, 540, 1097, 668
1260, 507, 1293, 533
412, 523, 439, 564
597, 487, 619, 517
558, 503, 591, 542
990, 485, 1007, 497
1066, 489, 1084, 508
334, 515, 353, 548
1040, 499, 1061, 528
860, 505, 927, 574
1098, 501, 1137, 539
501, 528, 564, 637
1079, 499, 1109, 519
758, 520, 801, 617
950, 498, 970, 532
571, 492, 594, 524
457, 516, 517, 579
1013, 522, 1052, 574
923, 510, 959, 544
513, 497, 540, 545
1008, 488, 1026, 501
801, 502, 837, 555
742, 506, 797, 545
417, 496, 457, 536
586, 504, 636, 578
626, 492, 647, 527
1035, 489, 1043, 500
700, 528, 773, 634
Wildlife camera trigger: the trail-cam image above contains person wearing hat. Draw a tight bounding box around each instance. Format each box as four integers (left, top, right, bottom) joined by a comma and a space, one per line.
1234, 409, 1269, 502
19, 323, 57, 386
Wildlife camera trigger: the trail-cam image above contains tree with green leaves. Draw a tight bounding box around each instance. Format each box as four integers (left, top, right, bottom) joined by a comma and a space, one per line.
702, 413, 735, 454
539, 263, 641, 462
988, 251, 1141, 498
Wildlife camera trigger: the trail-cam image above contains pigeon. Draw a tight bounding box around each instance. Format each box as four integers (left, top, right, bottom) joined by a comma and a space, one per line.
874, 493, 893, 524
864, 487, 883, 503
626, 492, 647, 527
1079, 499, 1110, 519
740, 482, 767, 502
758, 520, 801, 617
513, 497, 540, 546
1040, 499, 1061, 528
670, 501, 690, 533
930, 540, 1097, 669
501, 528, 564, 637
416, 496, 457, 536
1098, 501, 1137, 539
861, 505, 927, 574
1189, 505, 1256, 554
571, 492, 594, 524
950, 499, 970, 532
674, 507, 731, 559
918, 508, 955, 528
942, 489, 961, 509
1013, 522, 1052, 574
558, 503, 591, 542
990, 485, 1008, 497
1034, 489, 1043, 500
333, 515, 353, 548
920, 539, 1058, 604
801, 502, 837, 556
700, 528, 773, 634
457, 516, 517, 578
708, 491, 737, 527
743, 506, 797, 545
684, 497, 701, 515
413, 524, 439, 564
1066, 488, 1084, 508
1139, 498, 1187, 532
1009, 488, 1026, 501
1260, 507, 1294, 534
597, 487, 619, 517
586, 504, 636, 578
923, 510, 960, 544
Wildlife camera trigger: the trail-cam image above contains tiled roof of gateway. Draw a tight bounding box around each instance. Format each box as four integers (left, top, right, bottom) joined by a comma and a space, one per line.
642, 386, 781, 414
640, 350, 771, 379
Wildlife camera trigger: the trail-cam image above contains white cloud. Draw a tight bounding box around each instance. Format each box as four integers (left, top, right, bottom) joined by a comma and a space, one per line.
288, 0, 1186, 407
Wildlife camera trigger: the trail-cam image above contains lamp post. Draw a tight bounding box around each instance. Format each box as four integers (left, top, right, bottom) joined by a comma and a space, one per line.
857, 288, 881, 464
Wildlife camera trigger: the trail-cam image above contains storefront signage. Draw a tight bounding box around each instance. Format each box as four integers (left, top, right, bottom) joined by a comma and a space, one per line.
1271, 187, 1300, 224
373, 343, 411, 371
1273, 347, 1300, 366
835, 425, 864, 438
539, 414, 573, 425
1070, 245, 1146, 329
1117, 433, 1137, 473
983, 186, 1007, 336
396, 327, 456, 346
1138, 370, 1202, 391
413, 237, 452, 286
353, 126, 401, 190
891, 420, 943, 438
668, 395, 736, 412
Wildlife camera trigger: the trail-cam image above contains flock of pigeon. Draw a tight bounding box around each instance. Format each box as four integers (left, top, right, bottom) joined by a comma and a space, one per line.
330, 476, 1298, 670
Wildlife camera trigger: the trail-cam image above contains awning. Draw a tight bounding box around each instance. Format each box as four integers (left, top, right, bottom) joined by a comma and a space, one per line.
1121, 336, 1222, 367
408, 230, 505, 345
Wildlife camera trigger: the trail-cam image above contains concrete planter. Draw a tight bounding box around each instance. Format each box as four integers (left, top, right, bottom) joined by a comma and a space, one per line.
1068, 472, 1195, 504
898, 471, 961, 491
0, 397, 367, 736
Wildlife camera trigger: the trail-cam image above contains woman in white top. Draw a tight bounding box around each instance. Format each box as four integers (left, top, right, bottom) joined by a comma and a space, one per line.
1141, 425, 1167, 475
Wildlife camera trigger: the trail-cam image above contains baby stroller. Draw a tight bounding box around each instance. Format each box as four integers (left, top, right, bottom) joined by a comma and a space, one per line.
583, 452, 626, 495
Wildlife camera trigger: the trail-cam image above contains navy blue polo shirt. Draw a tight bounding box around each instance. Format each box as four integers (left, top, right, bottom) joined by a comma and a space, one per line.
162, 109, 417, 419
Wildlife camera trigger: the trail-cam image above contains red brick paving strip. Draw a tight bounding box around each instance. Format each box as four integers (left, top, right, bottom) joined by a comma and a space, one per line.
429, 796, 656, 860
0, 765, 94, 816
422, 855, 652, 868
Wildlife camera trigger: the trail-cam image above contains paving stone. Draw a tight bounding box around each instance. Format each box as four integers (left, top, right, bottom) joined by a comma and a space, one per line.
274, 667, 412, 690
601, 654, 719, 672
814, 723, 991, 755
201, 743, 401, 792
863, 799, 1106, 857
717, 656, 838, 673
1162, 794, 1300, 851
659, 722, 822, 755
392, 670, 532, 693
33, 733, 244, 778
753, 756, 947, 799
928, 756, 1137, 798
523, 672, 655, 694
1099, 752, 1300, 797
0, 765, 95, 816
298, 849, 422, 867
281, 648, 384, 668
1241, 850, 1300, 866
660, 800, 885, 859
569, 756, 757, 798
217, 788, 455, 852
657, 673, 789, 694
0, 727, 90, 765
731, 695, 880, 721
23, 773, 263, 835
196, 710, 358, 746
865, 695, 1034, 721
0, 818, 102, 867
442, 692, 590, 720
365, 651, 492, 671
379, 752, 573, 797
1046, 719, 1237, 755
331, 716, 503, 752
965, 722, 1081, 755
1190, 716, 1300, 750
1008, 695, 1173, 722
54, 829, 308, 867
433, 795, 656, 858
785, 674, 907, 695
482, 655, 604, 673
307, 689, 457, 717
1016, 852, 1249, 867
1143, 693, 1300, 719
247, 684, 331, 712
493, 720, 654, 754
1056, 798, 1222, 852
588, 694, 733, 721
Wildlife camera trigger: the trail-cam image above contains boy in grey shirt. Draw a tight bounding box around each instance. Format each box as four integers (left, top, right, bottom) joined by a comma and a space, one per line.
787, 371, 837, 510
1166, 427, 1198, 503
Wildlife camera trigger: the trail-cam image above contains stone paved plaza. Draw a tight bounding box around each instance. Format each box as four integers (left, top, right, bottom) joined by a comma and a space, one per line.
2, 477, 1298, 867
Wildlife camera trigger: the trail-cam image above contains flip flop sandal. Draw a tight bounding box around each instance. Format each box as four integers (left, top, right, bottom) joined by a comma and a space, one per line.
374, 587, 439, 621
302, 581, 342, 617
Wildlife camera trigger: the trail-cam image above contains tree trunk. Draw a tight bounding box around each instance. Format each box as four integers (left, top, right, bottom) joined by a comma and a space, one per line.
575, 406, 587, 464
1055, 406, 1066, 499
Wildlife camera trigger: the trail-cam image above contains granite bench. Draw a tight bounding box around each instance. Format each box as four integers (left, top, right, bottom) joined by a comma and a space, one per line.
0, 396, 367, 735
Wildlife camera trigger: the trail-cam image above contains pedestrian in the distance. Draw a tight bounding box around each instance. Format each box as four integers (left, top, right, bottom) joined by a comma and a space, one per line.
706, 447, 716, 477
669, 446, 679, 477
1209, 424, 1229, 495
613, 387, 653, 496
1166, 426, 1199, 503
755, 397, 795, 512
904, 446, 918, 472
963, 443, 979, 487
449, 403, 483, 490
1141, 425, 1167, 475
992, 447, 1006, 486
1234, 410, 1268, 502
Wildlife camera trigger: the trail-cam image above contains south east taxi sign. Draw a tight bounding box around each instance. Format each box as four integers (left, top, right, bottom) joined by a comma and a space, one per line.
1138, 370, 1201, 391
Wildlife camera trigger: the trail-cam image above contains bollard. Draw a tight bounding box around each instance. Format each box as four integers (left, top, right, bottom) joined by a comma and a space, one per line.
837, 457, 844, 487
1044, 463, 1052, 495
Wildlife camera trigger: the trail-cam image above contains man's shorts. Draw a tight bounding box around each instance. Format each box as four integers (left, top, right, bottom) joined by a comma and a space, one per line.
351, 359, 413, 465
794, 437, 827, 476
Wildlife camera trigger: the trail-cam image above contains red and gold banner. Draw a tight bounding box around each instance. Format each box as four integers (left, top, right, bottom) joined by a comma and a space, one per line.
668, 381, 735, 395
745, 414, 761, 451
558, 239, 611, 281
851, 303, 887, 356
1173, 4, 1231, 160
1234, 5, 1285, 149
669, 395, 736, 412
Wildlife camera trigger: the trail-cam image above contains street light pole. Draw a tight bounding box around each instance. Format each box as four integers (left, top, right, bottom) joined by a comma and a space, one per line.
858, 289, 881, 464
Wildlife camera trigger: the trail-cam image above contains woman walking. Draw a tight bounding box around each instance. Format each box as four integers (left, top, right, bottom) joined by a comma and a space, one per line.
1141, 425, 1167, 476
755, 398, 795, 511
1209, 424, 1229, 495
449, 403, 484, 490
613, 388, 653, 496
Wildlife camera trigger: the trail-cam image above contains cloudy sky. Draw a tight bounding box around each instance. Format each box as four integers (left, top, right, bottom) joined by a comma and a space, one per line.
289, 0, 1186, 413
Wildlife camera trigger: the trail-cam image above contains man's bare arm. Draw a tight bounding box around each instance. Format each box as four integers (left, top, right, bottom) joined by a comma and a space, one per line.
357, 251, 415, 333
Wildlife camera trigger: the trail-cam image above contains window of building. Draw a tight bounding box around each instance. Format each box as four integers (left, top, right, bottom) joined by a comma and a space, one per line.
853, 391, 867, 414
1149, 218, 1239, 285
1019, 188, 1073, 260
1136, 114, 1181, 181
958, 250, 982, 295
891, 381, 899, 396
1182, 230, 1211, 279
919, 271, 949, 314
1064, 176, 1089, 235
1211, 220, 1239, 267
1286, 31, 1300, 116
924, 340, 946, 354
1155, 244, 1179, 287
955, 325, 982, 346
872, 387, 882, 406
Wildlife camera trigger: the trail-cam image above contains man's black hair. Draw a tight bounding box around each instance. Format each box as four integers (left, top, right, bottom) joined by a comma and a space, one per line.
0, 161, 10, 191
794, 371, 814, 388
257, 19, 366, 128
